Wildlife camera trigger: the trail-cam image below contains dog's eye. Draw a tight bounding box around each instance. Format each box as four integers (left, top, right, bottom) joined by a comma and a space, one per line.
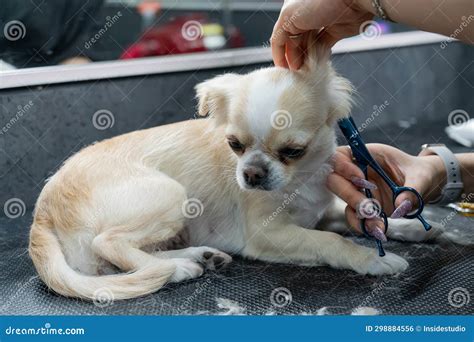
279, 147, 306, 160
228, 139, 245, 152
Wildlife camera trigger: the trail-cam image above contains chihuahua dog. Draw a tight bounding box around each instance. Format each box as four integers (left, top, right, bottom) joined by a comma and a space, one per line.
30, 45, 441, 301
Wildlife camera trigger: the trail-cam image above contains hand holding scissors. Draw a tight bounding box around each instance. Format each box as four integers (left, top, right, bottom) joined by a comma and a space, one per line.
335, 117, 432, 256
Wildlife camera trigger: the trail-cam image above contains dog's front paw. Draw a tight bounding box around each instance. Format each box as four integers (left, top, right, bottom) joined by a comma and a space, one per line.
387, 218, 442, 242
170, 258, 204, 283
362, 251, 408, 276
199, 247, 232, 271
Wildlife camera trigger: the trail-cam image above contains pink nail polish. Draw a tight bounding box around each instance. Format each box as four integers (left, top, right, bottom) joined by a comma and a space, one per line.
351, 176, 377, 190
366, 221, 387, 242
391, 199, 413, 219
372, 227, 388, 242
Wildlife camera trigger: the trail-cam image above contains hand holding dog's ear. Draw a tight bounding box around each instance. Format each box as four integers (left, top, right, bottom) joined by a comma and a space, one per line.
271, 0, 373, 70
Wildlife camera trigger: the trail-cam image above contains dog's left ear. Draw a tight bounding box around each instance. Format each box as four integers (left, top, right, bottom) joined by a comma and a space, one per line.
326, 73, 354, 126
195, 73, 240, 126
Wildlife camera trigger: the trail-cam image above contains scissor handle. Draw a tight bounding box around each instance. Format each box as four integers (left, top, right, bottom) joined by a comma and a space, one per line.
392, 186, 432, 231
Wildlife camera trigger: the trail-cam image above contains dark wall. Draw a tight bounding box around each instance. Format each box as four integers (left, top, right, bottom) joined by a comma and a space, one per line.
0, 42, 473, 211
92, 5, 414, 61
1, 1, 413, 67
86, 6, 281, 61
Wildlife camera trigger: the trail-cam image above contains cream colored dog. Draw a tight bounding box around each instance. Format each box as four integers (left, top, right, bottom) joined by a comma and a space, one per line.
30, 47, 437, 301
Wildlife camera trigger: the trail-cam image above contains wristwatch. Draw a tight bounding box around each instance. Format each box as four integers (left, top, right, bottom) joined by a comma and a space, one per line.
419, 144, 464, 205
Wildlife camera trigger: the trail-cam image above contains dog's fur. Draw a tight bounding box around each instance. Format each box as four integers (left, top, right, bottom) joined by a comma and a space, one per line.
29, 46, 444, 301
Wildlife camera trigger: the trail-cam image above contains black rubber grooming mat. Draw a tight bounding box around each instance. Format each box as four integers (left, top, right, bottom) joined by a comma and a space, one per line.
0, 207, 472, 316
0, 122, 473, 315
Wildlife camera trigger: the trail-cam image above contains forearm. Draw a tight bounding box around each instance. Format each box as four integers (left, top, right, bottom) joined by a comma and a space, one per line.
458, 154, 474, 198
354, 0, 474, 44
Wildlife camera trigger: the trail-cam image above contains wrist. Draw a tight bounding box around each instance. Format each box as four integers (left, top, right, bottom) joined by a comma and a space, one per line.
423, 155, 447, 202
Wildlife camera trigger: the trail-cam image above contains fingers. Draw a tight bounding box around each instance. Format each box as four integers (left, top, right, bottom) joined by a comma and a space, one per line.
318, 30, 339, 48
329, 148, 387, 241
327, 150, 377, 210
345, 205, 361, 234
271, 23, 290, 68
365, 219, 388, 242
391, 199, 413, 219
270, 8, 307, 70
271, 29, 306, 70
344, 206, 387, 241
285, 33, 306, 70
330, 149, 365, 180
351, 177, 377, 190
391, 172, 431, 218
326, 172, 367, 211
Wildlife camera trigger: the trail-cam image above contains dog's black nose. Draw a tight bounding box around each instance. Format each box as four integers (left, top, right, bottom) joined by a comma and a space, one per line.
243, 166, 268, 187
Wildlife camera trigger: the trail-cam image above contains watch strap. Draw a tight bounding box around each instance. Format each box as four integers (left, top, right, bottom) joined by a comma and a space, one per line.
419, 144, 463, 205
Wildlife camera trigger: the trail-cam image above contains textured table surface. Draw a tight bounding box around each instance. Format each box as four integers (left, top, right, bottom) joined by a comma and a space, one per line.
1, 120, 472, 315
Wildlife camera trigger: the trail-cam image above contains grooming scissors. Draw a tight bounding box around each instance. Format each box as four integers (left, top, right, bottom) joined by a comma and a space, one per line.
338, 117, 432, 256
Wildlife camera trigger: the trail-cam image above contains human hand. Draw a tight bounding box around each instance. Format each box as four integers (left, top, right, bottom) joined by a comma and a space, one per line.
326, 144, 446, 240
271, 0, 373, 70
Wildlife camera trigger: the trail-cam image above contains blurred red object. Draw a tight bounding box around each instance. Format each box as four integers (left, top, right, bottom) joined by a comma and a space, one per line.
137, 1, 161, 15
120, 14, 244, 59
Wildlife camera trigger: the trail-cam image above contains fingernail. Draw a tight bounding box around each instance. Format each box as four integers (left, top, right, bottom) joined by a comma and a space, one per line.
351, 176, 377, 190
366, 221, 387, 242
372, 227, 388, 242
391, 199, 413, 219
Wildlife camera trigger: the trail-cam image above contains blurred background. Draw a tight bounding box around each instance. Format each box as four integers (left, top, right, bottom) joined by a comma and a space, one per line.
0, 0, 414, 70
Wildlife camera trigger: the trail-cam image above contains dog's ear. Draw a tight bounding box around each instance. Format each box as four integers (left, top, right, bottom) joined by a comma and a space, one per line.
326, 73, 354, 126
299, 31, 353, 125
301, 31, 332, 73
195, 73, 240, 126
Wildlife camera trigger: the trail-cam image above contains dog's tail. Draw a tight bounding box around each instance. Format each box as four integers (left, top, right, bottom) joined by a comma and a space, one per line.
29, 219, 176, 301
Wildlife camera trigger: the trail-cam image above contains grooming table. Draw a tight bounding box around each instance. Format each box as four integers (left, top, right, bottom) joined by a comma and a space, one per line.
1, 122, 472, 315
